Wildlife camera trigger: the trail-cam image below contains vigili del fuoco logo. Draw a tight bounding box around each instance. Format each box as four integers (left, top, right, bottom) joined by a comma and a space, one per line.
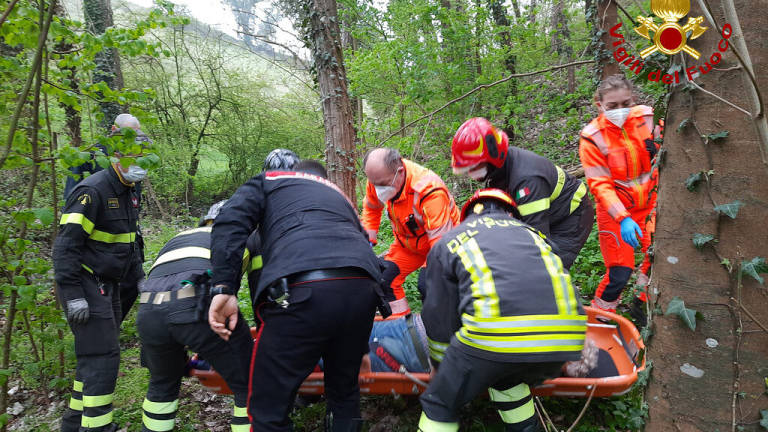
608, 0, 734, 84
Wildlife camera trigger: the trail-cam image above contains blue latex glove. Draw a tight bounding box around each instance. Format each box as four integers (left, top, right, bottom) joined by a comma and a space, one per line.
620, 217, 642, 248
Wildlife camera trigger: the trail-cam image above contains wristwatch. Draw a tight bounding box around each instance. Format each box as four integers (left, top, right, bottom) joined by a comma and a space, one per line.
210, 284, 235, 296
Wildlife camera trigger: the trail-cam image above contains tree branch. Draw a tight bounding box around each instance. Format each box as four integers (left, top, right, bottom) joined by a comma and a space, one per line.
236, 29, 308, 69
0, 0, 20, 28
379, 59, 594, 146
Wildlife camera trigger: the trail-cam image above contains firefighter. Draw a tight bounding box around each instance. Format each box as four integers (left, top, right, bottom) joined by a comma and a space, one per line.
451, 118, 594, 270
578, 74, 661, 326
361, 148, 460, 315
136, 201, 252, 432
418, 188, 587, 432
54, 147, 150, 432
208, 160, 390, 432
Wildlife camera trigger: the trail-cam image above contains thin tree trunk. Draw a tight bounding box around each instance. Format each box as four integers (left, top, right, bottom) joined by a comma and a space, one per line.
488, 0, 517, 140
308, 0, 357, 202
595, 0, 619, 78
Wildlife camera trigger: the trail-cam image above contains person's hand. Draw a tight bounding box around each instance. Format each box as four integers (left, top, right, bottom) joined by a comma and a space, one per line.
360, 354, 371, 373
208, 294, 239, 341
619, 217, 642, 248
66, 298, 90, 325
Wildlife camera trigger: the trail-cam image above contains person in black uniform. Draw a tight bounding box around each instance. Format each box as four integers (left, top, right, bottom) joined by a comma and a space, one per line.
451, 117, 593, 269
208, 160, 389, 432
54, 149, 149, 432
418, 188, 587, 432
136, 201, 252, 432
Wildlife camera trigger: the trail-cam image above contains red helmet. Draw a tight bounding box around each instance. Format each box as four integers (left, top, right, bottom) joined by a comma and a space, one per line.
451, 118, 508, 169
460, 188, 517, 222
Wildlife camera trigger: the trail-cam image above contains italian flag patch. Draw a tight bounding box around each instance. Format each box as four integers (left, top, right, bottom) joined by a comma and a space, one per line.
516, 187, 530, 199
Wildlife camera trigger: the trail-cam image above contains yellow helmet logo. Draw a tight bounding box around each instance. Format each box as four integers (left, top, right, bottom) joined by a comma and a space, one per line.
463, 136, 484, 156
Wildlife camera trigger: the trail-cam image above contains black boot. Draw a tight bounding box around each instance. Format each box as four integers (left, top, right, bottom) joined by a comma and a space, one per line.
629, 297, 648, 328
325, 414, 363, 432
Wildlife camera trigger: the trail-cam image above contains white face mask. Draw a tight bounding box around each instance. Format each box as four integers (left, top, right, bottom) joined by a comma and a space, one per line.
468, 165, 488, 181
374, 170, 401, 203
122, 164, 147, 182
603, 107, 631, 128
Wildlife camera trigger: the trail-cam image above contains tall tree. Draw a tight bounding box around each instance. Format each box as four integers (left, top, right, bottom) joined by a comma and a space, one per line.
593, 0, 619, 78
551, 0, 575, 92
83, 0, 123, 129
488, 0, 517, 139
307, 0, 357, 200
646, 0, 768, 429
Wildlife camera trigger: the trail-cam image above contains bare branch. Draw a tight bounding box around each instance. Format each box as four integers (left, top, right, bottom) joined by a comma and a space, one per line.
378, 59, 594, 146
236, 29, 308, 70
0, 0, 20, 27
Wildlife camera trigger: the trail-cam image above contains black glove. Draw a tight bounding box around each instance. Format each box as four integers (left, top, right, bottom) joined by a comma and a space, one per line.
66, 298, 90, 324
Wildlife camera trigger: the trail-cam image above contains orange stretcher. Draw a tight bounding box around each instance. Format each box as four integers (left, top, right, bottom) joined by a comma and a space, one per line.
190, 307, 645, 398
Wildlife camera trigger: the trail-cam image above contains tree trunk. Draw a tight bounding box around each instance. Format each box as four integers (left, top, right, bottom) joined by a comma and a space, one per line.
83, 0, 123, 129
308, 0, 357, 202
488, 0, 517, 140
510, 0, 521, 20
550, 0, 575, 93
595, 0, 619, 78
646, 0, 768, 429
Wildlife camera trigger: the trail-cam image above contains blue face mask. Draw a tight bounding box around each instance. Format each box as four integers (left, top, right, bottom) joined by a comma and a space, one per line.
122, 164, 147, 182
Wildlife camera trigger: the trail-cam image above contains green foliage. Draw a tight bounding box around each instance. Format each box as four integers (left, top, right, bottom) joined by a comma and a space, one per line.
761, 410, 768, 431
706, 130, 729, 142
713, 200, 744, 219
665, 296, 702, 331
692, 233, 716, 249
685, 172, 704, 191
740, 257, 768, 285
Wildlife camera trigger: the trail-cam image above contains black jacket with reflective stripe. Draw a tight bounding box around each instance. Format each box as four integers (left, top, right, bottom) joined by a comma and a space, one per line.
487, 147, 582, 237
210, 171, 382, 301
145, 227, 212, 282
53, 167, 142, 303
422, 210, 586, 363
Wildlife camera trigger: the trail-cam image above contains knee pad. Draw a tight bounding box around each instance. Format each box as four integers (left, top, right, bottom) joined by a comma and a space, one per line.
602, 266, 632, 302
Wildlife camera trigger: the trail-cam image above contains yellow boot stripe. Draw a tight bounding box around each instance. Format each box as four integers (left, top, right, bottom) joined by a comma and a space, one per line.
231, 424, 250, 432
82, 394, 113, 407
69, 398, 83, 411
498, 399, 536, 424
142, 413, 175, 431
143, 398, 179, 414
418, 412, 459, 432
233, 405, 248, 417
73, 380, 83, 392
489, 383, 530, 402
81, 411, 113, 428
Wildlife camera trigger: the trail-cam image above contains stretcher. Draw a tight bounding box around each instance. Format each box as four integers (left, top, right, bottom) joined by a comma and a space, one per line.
190, 306, 645, 398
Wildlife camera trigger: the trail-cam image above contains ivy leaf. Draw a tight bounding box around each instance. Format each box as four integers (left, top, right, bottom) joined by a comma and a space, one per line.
31, 207, 54, 226
677, 118, 691, 133
665, 296, 700, 331
760, 409, 768, 430
706, 130, 729, 142
714, 200, 744, 219
685, 172, 704, 191
692, 233, 715, 249
740, 257, 768, 285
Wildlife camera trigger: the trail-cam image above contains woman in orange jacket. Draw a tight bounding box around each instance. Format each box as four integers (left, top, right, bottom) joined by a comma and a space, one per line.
578, 74, 661, 326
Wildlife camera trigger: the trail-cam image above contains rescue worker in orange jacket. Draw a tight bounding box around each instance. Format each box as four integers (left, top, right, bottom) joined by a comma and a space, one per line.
362, 148, 460, 315
578, 74, 661, 326
451, 118, 594, 270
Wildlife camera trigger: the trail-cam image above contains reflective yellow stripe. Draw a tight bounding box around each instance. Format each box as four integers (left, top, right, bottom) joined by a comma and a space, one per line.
233, 405, 248, 417
232, 424, 250, 432
150, 246, 210, 271
461, 313, 587, 334
81, 264, 94, 274
69, 397, 83, 411
142, 413, 175, 431
550, 166, 566, 201
525, 230, 573, 315
428, 338, 448, 362
241, 249, 250, 275
60, 213, 95, 234
82, 394, 113, 407
455, 238, 499, 318
570, 183, 587, 214
143, 398, 178, 415
73, 380, 83, 392
89, 230, 136, 243
418, 412, 459, 432
456, 329, 584, 353
489, 383, 530, 402
82, 411, 113, 428
498, 399, 535, 424
250, 255, 263, 273
517, 198, 550, 216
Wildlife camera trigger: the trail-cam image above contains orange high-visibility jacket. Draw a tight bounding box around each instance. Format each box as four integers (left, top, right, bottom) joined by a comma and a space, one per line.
579, 105, 661, 222
362, 159, 460, 252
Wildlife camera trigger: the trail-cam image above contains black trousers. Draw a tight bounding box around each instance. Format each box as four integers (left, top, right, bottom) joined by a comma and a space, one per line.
61, 272, 122, 432
550, 197, 594, 269
420, 346, 563, 431
249, 277, 379, 431
136, 298, 253, 431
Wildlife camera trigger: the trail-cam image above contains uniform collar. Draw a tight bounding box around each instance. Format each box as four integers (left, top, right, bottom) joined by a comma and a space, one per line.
390, 159, 413, 203
107, 165, 134, 195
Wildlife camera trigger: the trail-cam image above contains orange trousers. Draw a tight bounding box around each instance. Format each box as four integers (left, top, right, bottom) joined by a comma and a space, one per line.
384, 240, 431, 315
592, 201, 654, 312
